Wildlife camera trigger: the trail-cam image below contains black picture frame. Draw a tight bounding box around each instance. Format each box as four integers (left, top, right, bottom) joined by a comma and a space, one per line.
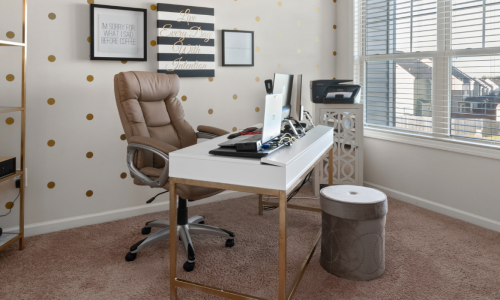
90, 4, 147, 61
222, 30, 254, 67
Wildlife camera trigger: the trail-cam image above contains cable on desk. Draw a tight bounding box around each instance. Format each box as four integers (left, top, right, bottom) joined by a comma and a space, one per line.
263, 170, 313, 211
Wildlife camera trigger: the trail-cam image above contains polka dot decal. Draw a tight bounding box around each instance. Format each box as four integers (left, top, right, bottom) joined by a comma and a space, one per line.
47, 140, 55, 147
150, 40, 157, 47
5, 117, 14, 125
6, 74, 14, 81
208, 77, 214, 82
232, 127, 237, 132
333, 51, 337, 56
47, 98, 55, 105
297, 21, 302, 26
48, 55, 56, 62
256, 46, 260, 52
87, 36, 91, 43
5, 202, 14, 209
181, 96, 187, 101
278, 2, 282, 6
333, 25, 337, 29
278, 63, 281, 68
208, 109, 213, 114
121, 61, 127, 64
87, 75, 94, 82
47, 182, 55, 189
87, 0, 94, 4
255, 77, 260, 82
151, 4, 157, 11
278, 33, 282, 37
120, 172, 127, 179
255, 107, 260, 112
233, 94, 238, 100
86, 114, 94, 120
48, 13, 56, 20
256, 16, 260, 22
316, 65, 319, 69
297, 49, 302, 54
86, 152, 93, 159
6, 31, 15, 39
120, 134, 126, 141
86, 190, 93, 197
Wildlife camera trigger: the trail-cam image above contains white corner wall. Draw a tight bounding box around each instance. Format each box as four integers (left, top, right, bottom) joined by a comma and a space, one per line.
0, 0, 338, 236
335, 0, 500, 232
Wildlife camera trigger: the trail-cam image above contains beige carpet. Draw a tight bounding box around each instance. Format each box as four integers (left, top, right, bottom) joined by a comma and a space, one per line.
1, 184, 499, 300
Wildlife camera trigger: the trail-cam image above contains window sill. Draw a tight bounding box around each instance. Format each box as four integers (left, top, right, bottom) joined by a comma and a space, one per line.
364, 127, 500, 161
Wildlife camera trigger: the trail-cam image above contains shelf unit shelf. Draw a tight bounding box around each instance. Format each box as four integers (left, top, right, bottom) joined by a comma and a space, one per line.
1, 0, 27, 252
0, 40, 26, 47
0, 106, 24, 114
0, 171, 23, 184
0, 233, 22, 251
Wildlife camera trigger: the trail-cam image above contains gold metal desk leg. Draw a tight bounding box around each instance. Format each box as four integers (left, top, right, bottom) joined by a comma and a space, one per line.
258, 194, 263, 216
328, 147, 333, 186
170, 181, 178, 300
278, 190, 287, 300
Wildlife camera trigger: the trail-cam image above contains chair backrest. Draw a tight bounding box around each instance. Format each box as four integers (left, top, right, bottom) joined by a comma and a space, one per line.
114, 71, 197, 169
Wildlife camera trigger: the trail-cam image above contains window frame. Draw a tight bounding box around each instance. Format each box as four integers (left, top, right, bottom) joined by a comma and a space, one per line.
355, 0, 500, 153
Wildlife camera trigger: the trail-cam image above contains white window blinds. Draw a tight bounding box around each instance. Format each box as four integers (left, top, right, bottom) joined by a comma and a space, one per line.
355, 0, 500, 146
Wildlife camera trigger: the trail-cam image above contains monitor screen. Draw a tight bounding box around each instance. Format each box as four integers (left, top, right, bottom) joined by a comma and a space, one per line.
295, 74, 303, 121
273, 73, 294, 119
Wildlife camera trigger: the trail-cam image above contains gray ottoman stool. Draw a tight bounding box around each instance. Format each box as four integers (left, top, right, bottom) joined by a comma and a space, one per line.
320, 185, 388, 281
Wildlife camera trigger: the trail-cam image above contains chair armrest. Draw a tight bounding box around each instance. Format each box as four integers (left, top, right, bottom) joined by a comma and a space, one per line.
129, 136, 178, 154
127, 137, 178, 188
196, 125, 229, 139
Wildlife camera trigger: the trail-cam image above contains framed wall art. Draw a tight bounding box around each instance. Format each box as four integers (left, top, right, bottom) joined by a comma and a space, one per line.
157, 3, 215, 77
222, 30, 254, 67
90, 4, 147, 61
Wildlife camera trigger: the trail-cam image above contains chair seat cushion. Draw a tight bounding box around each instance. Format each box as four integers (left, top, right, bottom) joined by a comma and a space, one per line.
138, 167, 223, 201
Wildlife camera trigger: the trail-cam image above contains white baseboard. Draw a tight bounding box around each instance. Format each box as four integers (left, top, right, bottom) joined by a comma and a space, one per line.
364, 181, 500, 233
4, 191, 250, 238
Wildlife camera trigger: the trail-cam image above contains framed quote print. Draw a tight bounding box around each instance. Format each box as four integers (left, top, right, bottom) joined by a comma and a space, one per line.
90, 4, 147, 61
222, 30, 254, 67
157, 3, 215, 77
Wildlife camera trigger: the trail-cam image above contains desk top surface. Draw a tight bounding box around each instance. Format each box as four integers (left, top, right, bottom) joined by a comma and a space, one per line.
170, 125, 333, 168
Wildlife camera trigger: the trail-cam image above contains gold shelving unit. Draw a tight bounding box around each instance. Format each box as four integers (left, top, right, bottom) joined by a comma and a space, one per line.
0, 0, 26, 252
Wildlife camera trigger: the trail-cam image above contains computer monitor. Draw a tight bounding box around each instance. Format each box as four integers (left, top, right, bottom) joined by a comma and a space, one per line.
295, 74, 304, 121
272, 73, 294, 120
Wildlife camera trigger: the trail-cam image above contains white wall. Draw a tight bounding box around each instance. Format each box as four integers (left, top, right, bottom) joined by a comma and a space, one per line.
0, 0, 338, 235
335, 0, 500, 232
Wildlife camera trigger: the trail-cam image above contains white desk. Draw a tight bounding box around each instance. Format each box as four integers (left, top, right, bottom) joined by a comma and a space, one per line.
168, 125, 334, 300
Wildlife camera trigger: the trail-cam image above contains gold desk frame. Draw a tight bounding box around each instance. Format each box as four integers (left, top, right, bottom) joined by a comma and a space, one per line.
169, 147, 333, 300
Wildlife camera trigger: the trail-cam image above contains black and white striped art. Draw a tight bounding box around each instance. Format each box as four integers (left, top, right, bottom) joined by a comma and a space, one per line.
157, 3, 215, 77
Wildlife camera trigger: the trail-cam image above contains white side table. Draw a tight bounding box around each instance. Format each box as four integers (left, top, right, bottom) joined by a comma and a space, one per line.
312, 103, 364, 196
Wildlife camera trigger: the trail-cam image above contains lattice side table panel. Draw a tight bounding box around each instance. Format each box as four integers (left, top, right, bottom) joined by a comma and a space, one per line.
319, 108, 360, 185
313, 104, 364, 196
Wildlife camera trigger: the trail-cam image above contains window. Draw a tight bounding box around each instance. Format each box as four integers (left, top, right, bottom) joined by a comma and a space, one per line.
355, 0, 500, 146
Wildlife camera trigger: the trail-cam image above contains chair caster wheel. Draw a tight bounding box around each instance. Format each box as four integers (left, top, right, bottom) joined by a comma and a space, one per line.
225, 239, 235, 248
141, 227, 151, 235
183, 261, 195, 272
125, 252, 137, 262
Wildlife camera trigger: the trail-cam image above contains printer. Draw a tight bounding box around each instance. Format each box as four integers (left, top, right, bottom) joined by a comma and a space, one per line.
310, 80, 361, 104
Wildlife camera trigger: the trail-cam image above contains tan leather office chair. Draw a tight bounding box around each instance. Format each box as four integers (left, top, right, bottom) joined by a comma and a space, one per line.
114, 71, 235, 272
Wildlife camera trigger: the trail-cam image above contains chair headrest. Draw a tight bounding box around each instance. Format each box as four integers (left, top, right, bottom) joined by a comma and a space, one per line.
115, 71, 180, 102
